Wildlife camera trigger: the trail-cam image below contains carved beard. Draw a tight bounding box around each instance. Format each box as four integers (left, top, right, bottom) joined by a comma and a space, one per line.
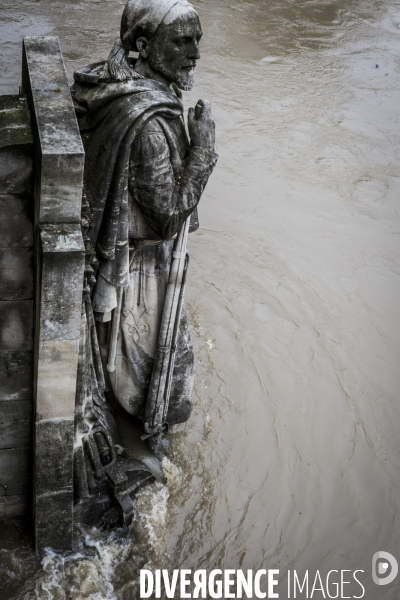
148, 53, 195, 91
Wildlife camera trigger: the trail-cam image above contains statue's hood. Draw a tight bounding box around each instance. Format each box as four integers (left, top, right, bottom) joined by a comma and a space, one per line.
121, 0, 195, 52
72, 59, 184, 288
72, 59, 183, 116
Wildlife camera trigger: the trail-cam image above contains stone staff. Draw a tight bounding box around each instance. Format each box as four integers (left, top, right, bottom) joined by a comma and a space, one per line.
106, 287, 123, 373
141, 215, 191, 454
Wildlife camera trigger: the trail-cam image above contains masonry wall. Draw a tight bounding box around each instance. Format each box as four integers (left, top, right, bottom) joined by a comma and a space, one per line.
0, 95, 34, 518
21, 36, 85, 553
0, 39, 85, 556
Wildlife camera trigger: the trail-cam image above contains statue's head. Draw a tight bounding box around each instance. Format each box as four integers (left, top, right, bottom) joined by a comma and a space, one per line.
121, 0, 202, 90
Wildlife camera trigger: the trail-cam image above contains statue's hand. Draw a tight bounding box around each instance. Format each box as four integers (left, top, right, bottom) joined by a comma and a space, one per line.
188, 99, 215, 151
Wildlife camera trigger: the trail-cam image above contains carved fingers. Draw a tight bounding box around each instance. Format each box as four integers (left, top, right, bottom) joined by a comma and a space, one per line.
188, 98, 215, 150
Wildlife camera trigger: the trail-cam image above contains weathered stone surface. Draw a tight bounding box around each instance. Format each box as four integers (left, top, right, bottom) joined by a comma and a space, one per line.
0, 350, 33, 401
39, 225, 84, 342
39, 155, 85, 224
0, 248, 33, 301
36, 340, 80, 421
0, 301, 33, 351
35, 226, 84, 419
0, 95, 34, 195
0, 95, 33, 149
0, 494, 29, 518
0, 98, 33, 517
0, 448, 31, 496
39, 296, 83, 344
22, 37, 84, 224
0, 194, 33, 247
36, 226, 84, 421
35, 419, 73, 494
22, 36, 86, 553
0, 146, 34, 195
35, 418, 74, 551
35, 489, 73, 553
41, 224, 85, 254
0, 400, 32, 449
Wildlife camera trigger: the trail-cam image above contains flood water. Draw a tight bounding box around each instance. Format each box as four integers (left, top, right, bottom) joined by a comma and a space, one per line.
1, 0, 400, 598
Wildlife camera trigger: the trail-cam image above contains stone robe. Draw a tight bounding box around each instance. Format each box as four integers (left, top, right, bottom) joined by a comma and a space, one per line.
72, 62, 218, 427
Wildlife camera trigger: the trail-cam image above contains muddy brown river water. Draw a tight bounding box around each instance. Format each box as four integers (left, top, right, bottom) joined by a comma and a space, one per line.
1, 0, 400, 598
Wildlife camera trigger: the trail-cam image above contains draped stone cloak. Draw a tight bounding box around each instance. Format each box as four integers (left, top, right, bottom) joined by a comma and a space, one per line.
72, 63, 218, 425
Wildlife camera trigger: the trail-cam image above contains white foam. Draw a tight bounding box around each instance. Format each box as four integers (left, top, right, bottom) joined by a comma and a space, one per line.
32, 531, 129, 600
131, 457, 182, 565
259, 55, 281, 63
28, 459, 181, 599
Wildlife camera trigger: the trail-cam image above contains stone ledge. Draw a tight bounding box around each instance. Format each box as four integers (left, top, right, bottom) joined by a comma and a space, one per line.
40, 224, 85, 254
22, 36, 84, 225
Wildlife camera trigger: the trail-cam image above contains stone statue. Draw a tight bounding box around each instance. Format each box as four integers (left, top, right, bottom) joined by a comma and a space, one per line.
71, 0, 218, 526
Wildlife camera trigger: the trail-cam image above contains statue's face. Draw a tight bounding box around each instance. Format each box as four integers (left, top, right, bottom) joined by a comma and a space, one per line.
148, 9, 202, 91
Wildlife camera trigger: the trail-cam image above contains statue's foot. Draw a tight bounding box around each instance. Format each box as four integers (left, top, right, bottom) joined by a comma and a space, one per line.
74, 458, 155, 528
74, 427, 156, 528
146, 432, 164, 459
99, 505, 120, 530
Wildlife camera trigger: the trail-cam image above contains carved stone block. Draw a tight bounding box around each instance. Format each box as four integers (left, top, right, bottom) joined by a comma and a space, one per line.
0, 95, 33, 147
0, 248, 33, 301
0, 147, 33, 195
35, 490, 73, 553
22, 37, 84, 225
35, 419, 74, 495
36, 226, 84, 422
0, 448, 31, 496
0, 350, 33, 401
0, 301, 33, 351
35, 419, 74, 552
0, 194, 33, 248
0, 95, 33, 195
0, 494, 29, 518
39, 225, 84, 342
36, 340, 81, 421
0, 400, 32, 449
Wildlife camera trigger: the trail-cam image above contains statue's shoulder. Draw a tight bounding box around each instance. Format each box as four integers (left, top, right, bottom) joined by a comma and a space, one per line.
72, 65, 182, 118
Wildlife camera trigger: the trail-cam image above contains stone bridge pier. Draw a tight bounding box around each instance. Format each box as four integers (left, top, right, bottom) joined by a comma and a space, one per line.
0, 36, 85, 555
